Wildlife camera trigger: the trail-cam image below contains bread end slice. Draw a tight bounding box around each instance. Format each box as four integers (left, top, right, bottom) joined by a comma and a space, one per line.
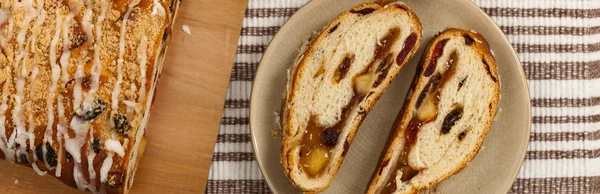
280, 2, 422, 192
366, 28, 499, 194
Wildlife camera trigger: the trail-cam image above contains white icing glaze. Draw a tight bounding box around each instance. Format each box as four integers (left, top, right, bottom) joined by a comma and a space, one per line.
67, 0, 84, 15
0, 9, 9, 25
0, 9, 10, 49
86, 0, 108, 103
31, 163, 47, 176
7, 0, 41, 163
73, 55, 85, 108
0, 78, 15, 162
151, 0, 166, 17
112, 3, 136, 112
81, 0, 93, 40
59, 13, 73, 83
73, 162, 89, 190
55, 94, 68, 176
65, 110, 90, 185
138, 36, 148, 100
104, 139, 125, 157
99, 153, 113, 182
46, 9, 64, 144
87, 127, 98, 193
27, 1, 44, 156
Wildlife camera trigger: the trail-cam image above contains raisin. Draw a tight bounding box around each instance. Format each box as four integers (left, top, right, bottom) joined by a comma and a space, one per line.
335, 54, 354, 82
441, 108, 463, 134
322, 128, 339, 147
396, 33, 417, 66
36, 142, 57, 167
76, 98, 106, 121
113, 113, 130, 135
92, 139, 101, 154
329, 23, 339, 34
69, 22, 88, 49
482, 59, 498, 82
373, 57, 391, 87
415, 89, 428, 108
105, 172, 124, 188
424, 39, 449, 76
464, 35, 475, 46
350, 7, 375, 15
20, 152, 29, 164
416, 74, 441, 108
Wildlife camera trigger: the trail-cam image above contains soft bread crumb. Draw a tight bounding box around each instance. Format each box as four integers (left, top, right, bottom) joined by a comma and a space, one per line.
182, 25, 191, 35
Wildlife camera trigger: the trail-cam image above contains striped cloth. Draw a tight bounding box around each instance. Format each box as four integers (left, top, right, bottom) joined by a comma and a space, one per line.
207, 0, 600, 193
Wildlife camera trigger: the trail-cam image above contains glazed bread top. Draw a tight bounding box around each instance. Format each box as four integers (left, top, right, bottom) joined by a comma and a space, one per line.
0, 0, 177, 193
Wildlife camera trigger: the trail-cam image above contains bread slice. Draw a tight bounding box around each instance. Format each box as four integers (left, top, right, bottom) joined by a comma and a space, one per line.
280, 2, 422, 192
366, 28, 500, 194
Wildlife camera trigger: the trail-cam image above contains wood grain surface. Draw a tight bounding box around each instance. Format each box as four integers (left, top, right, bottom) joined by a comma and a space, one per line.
0, 0, 248, 193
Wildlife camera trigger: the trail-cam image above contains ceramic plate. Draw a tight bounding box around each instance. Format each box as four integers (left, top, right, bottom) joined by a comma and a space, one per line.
250, 0, 531, 193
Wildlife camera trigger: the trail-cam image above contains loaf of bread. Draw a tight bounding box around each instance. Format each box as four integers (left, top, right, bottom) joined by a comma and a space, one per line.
280, 2, 422, 192
0, 0, 180, 193
366, 28, 500, 194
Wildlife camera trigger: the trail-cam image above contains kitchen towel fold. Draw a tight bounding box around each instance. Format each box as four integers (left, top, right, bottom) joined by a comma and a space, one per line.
207, 0, 600, 193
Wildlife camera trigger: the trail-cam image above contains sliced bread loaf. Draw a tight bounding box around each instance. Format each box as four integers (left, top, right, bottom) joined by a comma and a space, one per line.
280, 2, 422, 192
366, 28, 500, 194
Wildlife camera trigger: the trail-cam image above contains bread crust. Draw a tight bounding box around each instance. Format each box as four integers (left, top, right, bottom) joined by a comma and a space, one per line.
280, 2, 422, 192
0, 0, 180, 193
366, 28, 500, 194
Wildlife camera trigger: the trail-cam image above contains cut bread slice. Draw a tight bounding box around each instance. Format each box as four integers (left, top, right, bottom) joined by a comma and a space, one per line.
280, 2, 422, 192
366, 28, 500, 194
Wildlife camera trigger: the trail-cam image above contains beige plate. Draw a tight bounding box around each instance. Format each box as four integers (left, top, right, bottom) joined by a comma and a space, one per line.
250, 0, 531, 193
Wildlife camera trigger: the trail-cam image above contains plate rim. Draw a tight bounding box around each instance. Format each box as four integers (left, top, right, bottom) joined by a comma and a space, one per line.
249, 0, 532, 193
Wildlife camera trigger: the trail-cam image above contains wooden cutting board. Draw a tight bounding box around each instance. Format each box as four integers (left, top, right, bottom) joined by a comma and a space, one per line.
0, 0, 248, 193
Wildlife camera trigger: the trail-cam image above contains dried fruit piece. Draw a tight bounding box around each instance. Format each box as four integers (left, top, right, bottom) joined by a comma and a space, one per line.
335, 54, 354, 82
299, 146, 331, 176
442, 108, 463, 134
464, 35, 474, 45
417, 94, 437, 121
396, 33, 418, 66
350, 7, 375, 15
322, 128, 339, 147
35, 142, 57, 167
113, 113, 130, 135
92, 139, 101, 154
329, 23, 339, 34
354, 73, 373, 96
76, 98, 106, 121
20, 153, 29, 164
424, 39, 448, 76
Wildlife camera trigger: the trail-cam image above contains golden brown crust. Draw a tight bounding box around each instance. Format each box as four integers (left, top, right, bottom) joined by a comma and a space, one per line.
0, 0, 180, 193
367, 28, 499, 194
280, 2, 422, 192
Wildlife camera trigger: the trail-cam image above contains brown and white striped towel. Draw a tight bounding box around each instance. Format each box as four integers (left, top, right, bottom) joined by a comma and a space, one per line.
206, 0, 600, 193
